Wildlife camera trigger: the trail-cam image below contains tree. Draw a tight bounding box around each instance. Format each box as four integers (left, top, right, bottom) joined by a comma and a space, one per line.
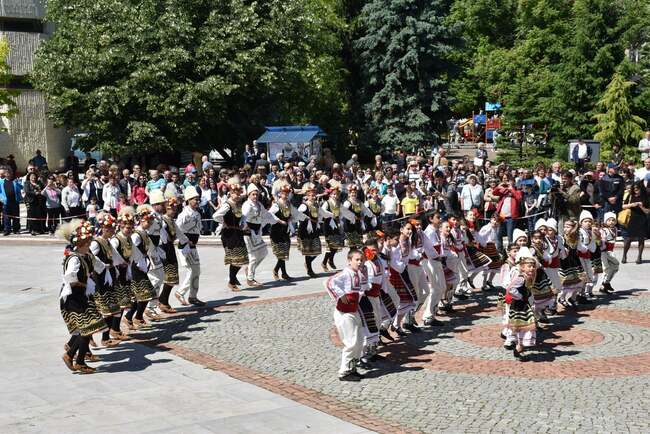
32, 0, 349, 158
593, 72, 646, 160
355, 0, 460, 150
0, 36, 19, 127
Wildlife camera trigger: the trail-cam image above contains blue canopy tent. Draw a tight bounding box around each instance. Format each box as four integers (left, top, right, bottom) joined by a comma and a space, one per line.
256, 125, 326, 163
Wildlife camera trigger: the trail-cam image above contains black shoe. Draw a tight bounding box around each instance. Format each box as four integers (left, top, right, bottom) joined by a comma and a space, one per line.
339, 373, 361, 382
379, 328, 394, 342
329, 260, 337, 270
537, 314, 550, 324
281, 274, 293, 281
575, 295, 590, 305
370, 353, 385, 361
599, 283, 614, 294
403, 323, 421, 333
390, 325, 408, 337
636, 258, 642, 265
350, 370, 365, 379
188, 298, 206, 306
500, 332, 507, 340
357, 359, 372, 369
503, 342, 515, 350
454, 292, 468, 300
513, 347, 528, 361
567, 298, 578, 308
467, 277, 476, 289
424, 318, 444, 327
442, 303, 454, 312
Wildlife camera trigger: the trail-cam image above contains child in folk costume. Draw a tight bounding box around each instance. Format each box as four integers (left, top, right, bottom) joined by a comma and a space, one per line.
387, 223, 420, 334
504, 246, 538, 360
364, 187, 382, 231
405, 219, 429, 328
213, 180, 249, 291
268, 184, 303, 280
320, 181, 345, 271
58, 220, 108, 374
145, 190, 168, 320
364, 235, 398, 343
90, 212, 123, 347
457, 213, 492, 295
577, 211, 597, 302
599, 212, 620, 294
439, 221, 460, 313
356, 252, 381, 368
123, 205, 158, 329
542, 218, 564, 303
421, 212, 446, 327
477, 216, 504, 291
158, 197, 184, 313
326, 249, 366, 382
175, 186, 204, 303
530, 229, 557, 323
558, 220, 586, 308
297, 183, 332, 277
241, 183, 284, 287
341, 184, 374, 249
590, 220, 604, 293
379, 232, 401, 342
500, 244, 521, 350
110, 208, 136, 336
447, 214, 470, 298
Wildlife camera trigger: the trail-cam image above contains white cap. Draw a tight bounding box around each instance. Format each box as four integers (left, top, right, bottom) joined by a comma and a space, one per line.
512, 228, 528, 243
534, 218, 547, 231
246, 183, 259, 195
545, 218, 558, 231
579, 210, 594, 223
149, 189, 166, 205
516, 246, 538, 265
604, 212, 616, 223
184, 186, 199, 201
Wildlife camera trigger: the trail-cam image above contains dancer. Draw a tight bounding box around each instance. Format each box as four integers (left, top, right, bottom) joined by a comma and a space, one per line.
176, 186, 204, 303
405, 219, 428, 329
387, 223, 419, 334
577, 211, 596, 301
505, 246, 538, 360
111, 208, 136, 338
599, 212, 620, 294
530, 230, 557, 323
477, 216, 504, 290
297, 183, 331, 277
159, 197, 182, 313
325, 249, 366, 382
459, 212, 492, 294
500, 244, 521, 350
145, 190, 167, 319
58, 220, 107, 374
421, 212, 446, 327
268, 184, 300, 280
363, 236, 397, 344
213, 180, 249, 291
364, 186, 382, 231
542, 218, 564, 303
341, 184, 373, 249
439, 221, 460, 312
558, 220, 585, 307
321, 181, 344, 271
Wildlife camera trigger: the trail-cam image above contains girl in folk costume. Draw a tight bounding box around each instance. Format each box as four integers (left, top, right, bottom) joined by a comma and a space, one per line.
457, 213, 492, 295
123, 205, 159, 329
500, 243, 521, 350
364, 186, 382, 231
590, 220, 604, 293
379, 232, 401, 342
577, 211, 597, 302
325, 249, 366, 382
476, 216, 504, 291
268, 184, 303, 280
530, 229, 557, 323
158, 197, 182, 313
320, 180, 345, 271
447, 214, 471, 298
110, 208, 136, 335
341, 184, 374, 249
213, 179, 249, 291
364, 235, 398, 343
241, 183, 283, 287
599, 212, 620, 293
297, 183, 332, 277
90, 212, 123, 347
176, 186, 203, 304
439, 221, 460, 312
558, 219, 585, 308
504, 246, 538, 360
406, 219, 428, 328
421, 212, 446, 327
356, 252, 381, 368
386, 224, 419, 335
542, 218, 564, 303
58, 220, 108, 374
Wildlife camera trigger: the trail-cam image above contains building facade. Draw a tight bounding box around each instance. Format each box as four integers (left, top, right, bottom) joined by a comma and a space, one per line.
0, 0, 69, 175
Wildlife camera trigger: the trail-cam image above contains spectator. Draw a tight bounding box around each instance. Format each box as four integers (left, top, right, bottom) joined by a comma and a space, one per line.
31, 149, 47, 169
460, 174, 483, 216
6, 154, 17, 175
254, 153, 270, 173
597, 163, 624, 220
639, 131, 650, 160
201, 155, 213, 174
42, 176, 62, 235
634, 158, 650, 187
146, 169, 166, 193
0, 169, 23, 235
621, 181, 650, 264
24, 172, 45, 235
81, 169, 102, 208
400, 186, 419, 217
102, 176, 120, 216
83, 152, 97, 173
571, 139, 592, 172
243, 143, 257, 166
61, 177, 83, 221
131, 175, 149, 206
118, 169, 132, 199
492, 176, 523, 250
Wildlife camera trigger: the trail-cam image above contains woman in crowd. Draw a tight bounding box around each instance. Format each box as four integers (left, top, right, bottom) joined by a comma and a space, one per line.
621, 181, 650, 264
23, 171, 45, 235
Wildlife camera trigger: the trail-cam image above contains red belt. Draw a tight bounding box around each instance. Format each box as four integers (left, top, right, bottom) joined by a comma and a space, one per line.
544, 257, 560, 268
606, 242, 615, 252
408, 259, 421, 266
336, 292, 360, 313
577, 251, 592, 259
367, 283, 381, 297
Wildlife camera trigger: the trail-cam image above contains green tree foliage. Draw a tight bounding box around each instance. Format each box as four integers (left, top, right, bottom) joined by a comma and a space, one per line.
0, 37, 19, 127
593, 72, 646, 160
32, 0, 348, 156
355, 0, 460, 150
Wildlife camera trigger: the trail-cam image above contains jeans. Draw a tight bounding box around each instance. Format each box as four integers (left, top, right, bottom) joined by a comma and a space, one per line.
496, 217, 515, 252
2, 201, 20, 233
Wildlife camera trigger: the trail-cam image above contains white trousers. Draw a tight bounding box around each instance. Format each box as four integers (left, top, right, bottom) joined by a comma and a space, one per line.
407, 264, 429, 308
177, 248, 201, 299
422, 259, 445, 320
147, 267, 164, 308
545, 267, 562, 293
244, 236, 268, 280
602, 251, 619, 283
333, 310, 363, 375
579, 258, 594, 294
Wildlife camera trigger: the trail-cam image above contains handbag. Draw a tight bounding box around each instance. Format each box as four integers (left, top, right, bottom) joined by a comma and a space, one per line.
617, 192, 632, 227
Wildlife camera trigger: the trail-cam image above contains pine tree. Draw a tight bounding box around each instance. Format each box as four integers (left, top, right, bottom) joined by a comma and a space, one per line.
355, 0, 460, 150
593, 72, 646, 160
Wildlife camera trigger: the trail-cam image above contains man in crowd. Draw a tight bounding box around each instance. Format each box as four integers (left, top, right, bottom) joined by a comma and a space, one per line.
0, 169, 23, 235
639, 131, 650, 160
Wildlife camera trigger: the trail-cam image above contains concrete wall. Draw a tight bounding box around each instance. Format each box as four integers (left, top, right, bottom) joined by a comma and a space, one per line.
0, 1, 71, 175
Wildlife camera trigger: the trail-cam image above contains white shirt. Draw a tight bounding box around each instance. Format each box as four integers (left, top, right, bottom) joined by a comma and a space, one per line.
381, 194, 399, 214
578, 143, 588, 159
61, 185, 81, 210
638, 138, 650, 158
102, 184, 120, 210
460, 184, 483, 211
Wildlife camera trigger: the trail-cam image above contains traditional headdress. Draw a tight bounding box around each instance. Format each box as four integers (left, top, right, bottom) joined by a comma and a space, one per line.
117, 206, 136, 225
136, 204, 155, 222
579, 210, 593, 223
184, 186, 200, 201
96, 211, 116, 229
56, 219, 93, 247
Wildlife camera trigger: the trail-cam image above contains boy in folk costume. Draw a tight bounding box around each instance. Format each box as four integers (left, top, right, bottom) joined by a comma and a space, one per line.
542, 218, 564, 304
558, 220, 586, 308
90, 212, 123, 347
590, 220, 604, 293
447, 214, 471, 297
297, 183, 332, 277
477, 216, 504, 291
421, 212, 446, 327
378, 231, 401, 342
599, 212, 620, 294
320, 181, 345, 271
175, 186, 203, 303
145, 190, 168, 319
456, 215, 492, 298
356, 251, 381, 368
438, 221, 460, 313
268, 184, 303, 280
213, 180, 249, 291
58, 220, 108, 374
500, 243, 521, 350
241, 183, 283, 287
325, 249, 366, 382
505, 246, 538, 360
110, 208, 136, 337
158, 197, 184, 313
577, 211, 597, 302
341, 184, 374, 249
387, 223, 420, 334
405, 218, 429, 329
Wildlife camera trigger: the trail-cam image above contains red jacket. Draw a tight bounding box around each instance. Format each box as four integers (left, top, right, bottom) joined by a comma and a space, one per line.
493, 186, 524, 219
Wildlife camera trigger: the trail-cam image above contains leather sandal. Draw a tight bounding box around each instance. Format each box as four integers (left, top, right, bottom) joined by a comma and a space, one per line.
133, 319, 151, 329
158, 303, 177, 314
174, 292, 190, 306
85, 353, 100, 362
228, 283, 241, 292
73, 364, 96, 374
62, 353, 75, 371
101, 339, 119, 348
272, 270, 280, 281
110, 330, 129, 340
145, 309, 163, 321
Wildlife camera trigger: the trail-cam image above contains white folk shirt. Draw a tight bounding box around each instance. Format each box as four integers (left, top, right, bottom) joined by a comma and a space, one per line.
176, 206, 202, 237
241, 199, 279, 233
422, 225, 442, 260
477, 223, 498, 247
639, 138, 650, 159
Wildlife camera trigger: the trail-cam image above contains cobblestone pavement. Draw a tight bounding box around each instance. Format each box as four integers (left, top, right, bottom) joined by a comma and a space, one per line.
158, 277, 650, 433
